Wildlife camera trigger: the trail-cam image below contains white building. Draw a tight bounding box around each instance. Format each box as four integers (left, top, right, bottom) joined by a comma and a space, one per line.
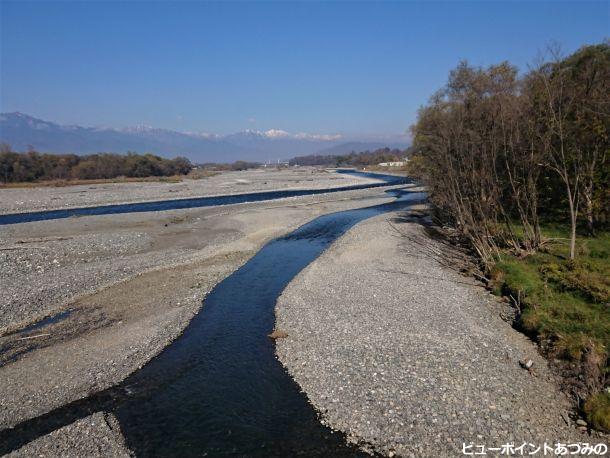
378, 158, 409, 167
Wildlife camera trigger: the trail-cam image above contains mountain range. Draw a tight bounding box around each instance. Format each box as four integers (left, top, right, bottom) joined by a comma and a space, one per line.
0, 113, 409, 163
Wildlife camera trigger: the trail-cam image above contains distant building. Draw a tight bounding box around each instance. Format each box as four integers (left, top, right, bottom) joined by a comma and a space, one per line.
378, 158, 409, 167
263, 160, 290, 168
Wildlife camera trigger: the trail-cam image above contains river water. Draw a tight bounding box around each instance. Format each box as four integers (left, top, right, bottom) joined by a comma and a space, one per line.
0, 170, 405, 225
0, 175, 425, 457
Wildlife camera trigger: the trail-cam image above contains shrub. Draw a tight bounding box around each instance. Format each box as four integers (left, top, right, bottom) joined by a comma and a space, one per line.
0, 147, 193, 183
584, 391, 610, 432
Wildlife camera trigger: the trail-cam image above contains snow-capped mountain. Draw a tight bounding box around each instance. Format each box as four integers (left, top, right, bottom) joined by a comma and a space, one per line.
222, 129, 346, 158
0, 113, 408, 163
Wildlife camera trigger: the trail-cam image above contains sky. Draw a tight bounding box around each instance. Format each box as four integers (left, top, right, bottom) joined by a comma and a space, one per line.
0, 1, 608, 138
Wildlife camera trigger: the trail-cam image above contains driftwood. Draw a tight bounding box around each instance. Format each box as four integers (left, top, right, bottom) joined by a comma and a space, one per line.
16, 236, 73, 244
17, 333, 51, 341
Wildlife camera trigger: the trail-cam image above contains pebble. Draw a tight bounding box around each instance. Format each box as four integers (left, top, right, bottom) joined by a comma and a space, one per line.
276, 212, 579, 456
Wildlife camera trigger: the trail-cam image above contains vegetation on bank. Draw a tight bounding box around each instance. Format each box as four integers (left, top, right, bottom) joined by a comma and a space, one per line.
0, 143, 410, 186
199, 160, 261, 171
585, 391, 610, 432
491, 226, 609, 430
0, 145, 193, 183
289, 147, 407, 167
409, 43, 609, 429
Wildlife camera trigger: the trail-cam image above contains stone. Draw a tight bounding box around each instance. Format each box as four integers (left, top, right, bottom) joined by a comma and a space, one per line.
268, 329, 289, 339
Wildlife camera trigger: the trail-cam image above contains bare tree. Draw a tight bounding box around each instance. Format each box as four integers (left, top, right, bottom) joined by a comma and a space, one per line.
532, 47, 582, 259
531, 44, 609, 256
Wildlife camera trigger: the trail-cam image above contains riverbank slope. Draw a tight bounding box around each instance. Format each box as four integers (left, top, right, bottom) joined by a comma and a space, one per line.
276, 210, 587, 456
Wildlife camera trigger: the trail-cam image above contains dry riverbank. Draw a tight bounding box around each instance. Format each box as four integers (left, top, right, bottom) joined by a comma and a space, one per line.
0, 167, 380, 215
275, 209, 592, 456
0, 180, 398, 455
6, 413, 130, 458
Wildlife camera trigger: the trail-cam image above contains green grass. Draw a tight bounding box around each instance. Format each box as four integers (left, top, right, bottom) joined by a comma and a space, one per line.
584, 391, 610, 432
490, 227, 610, 431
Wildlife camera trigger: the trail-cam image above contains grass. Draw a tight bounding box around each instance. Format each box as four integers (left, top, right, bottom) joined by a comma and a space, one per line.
584, 391, 610, 431
185, 169, 220, 180
490, 226, 610, 431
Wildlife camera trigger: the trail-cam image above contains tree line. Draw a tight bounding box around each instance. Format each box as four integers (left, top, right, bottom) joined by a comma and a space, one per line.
289, 147, 406, 167
199, 160, 261, 171
409, 43, 609, 266
0, 146, 193, 183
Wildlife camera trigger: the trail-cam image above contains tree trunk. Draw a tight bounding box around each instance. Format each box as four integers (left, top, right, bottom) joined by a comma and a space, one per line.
570, 213, 577, 260
582, 164, 596, 236
584, 188, 595, 236
567, 188, 577, 260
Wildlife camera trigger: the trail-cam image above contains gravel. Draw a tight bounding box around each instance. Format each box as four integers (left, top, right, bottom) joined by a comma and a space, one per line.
0, 182, 398, 454
276, 211, 583, 456
7, 412, 131, 457
0, 167, 381, 215
0, 250, 251, 431
0, 184, 398, 334
0, 232, 154, 332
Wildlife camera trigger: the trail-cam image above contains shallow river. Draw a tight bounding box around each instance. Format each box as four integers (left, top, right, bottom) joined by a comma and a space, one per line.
0, 170, 405, 225
1, 176, 425, 457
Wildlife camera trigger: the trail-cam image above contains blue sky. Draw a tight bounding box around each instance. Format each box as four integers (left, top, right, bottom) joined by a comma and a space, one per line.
1, 1, 608, 137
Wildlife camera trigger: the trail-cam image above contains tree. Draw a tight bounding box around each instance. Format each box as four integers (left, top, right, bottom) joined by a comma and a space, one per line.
561, 44, 609, 235
409, 42, 609, 265
530, 43, 610, 257
0, 148, 193, 183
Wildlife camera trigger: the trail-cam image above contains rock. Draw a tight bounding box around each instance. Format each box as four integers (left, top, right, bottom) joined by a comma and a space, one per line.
576, 419, 587, 427
268, 329, 289, 340
519, 359, 534, 370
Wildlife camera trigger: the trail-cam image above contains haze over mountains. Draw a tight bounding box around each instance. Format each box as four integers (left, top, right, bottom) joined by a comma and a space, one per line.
0, 113, 409, 163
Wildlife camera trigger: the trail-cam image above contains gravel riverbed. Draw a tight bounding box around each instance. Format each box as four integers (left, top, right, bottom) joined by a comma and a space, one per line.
3, 171, 592, 456
0, 167, 380, 215
0, 178, 397, 454
276, 210, 585, 457
7, 412, 130, 457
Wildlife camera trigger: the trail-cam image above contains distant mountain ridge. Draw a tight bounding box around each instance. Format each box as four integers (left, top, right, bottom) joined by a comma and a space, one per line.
0, 112, 409, 163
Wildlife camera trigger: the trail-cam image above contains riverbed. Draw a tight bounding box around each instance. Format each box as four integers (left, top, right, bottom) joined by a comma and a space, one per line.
0, 167, 383, 216
0, 170, 408, 455
1, 169, 586, 456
